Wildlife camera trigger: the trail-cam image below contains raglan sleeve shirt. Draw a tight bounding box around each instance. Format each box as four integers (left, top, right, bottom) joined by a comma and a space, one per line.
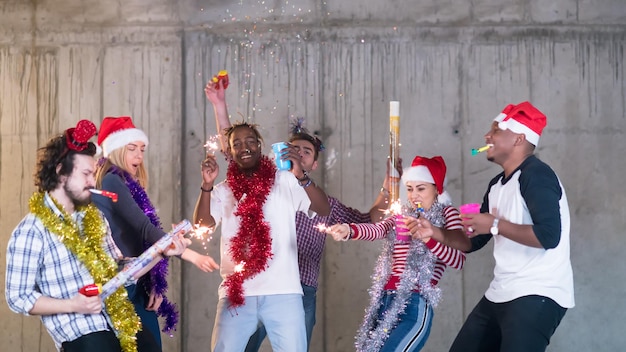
94, 173, 166, 257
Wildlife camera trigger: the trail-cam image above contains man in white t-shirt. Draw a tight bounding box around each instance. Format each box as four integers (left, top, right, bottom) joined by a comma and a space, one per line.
421, 101, 574, 352
194, 79, 330, 352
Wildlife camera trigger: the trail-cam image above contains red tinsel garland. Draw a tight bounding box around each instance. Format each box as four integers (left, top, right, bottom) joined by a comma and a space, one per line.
224, 155, 276, 307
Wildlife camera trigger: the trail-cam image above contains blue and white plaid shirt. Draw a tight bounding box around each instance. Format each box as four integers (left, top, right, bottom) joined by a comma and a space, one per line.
5, 193, 123, 349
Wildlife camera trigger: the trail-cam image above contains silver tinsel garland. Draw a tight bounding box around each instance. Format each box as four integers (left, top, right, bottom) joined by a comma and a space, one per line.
354, 201, 447, 352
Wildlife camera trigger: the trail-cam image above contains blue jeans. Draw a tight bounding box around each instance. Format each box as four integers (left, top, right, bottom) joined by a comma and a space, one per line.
377, 291, 434, 352
126, 284, 161, 352
245, 284, 316, 352
212, 294, 306, 352
449, 295, 567, 352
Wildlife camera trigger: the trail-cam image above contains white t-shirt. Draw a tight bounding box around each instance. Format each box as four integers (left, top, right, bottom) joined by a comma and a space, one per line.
211, 170, 314, 298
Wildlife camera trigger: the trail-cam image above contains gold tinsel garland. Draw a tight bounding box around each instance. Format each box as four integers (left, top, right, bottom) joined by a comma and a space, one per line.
29, 192, 140, 352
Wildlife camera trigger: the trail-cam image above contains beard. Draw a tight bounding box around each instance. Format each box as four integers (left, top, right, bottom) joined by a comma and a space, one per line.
64, 183, 92, 207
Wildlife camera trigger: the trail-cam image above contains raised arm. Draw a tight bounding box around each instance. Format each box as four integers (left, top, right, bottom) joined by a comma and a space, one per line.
370, 158, 404, 221
193, 153, 219, 228
281, 143, 331, 216
205, 79, 230, 154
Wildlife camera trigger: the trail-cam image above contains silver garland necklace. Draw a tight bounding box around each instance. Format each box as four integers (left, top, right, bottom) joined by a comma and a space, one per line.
354, 201, 447, 352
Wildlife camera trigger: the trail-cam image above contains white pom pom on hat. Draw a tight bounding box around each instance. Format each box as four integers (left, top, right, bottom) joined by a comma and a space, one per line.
493, 101, 547, 146
401, 155, 452, 205
97, 116, 149, 157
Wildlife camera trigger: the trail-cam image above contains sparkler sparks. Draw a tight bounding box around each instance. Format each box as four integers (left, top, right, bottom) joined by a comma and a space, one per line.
189, 223, 215, 252
386, 199, 403, 216
204, 135, 220, 155
234, 261, 246, 273
314, 223, 330, 233
190, 224, 214, 240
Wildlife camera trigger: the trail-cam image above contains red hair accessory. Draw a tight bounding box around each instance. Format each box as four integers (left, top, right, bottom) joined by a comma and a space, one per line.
65, 120, 97, 151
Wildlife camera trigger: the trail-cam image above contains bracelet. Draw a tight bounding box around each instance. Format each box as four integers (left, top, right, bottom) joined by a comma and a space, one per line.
341, 225, 354, 241
200, 185, 213, 192
300, 178, 313, 188
296, 172, 309, 182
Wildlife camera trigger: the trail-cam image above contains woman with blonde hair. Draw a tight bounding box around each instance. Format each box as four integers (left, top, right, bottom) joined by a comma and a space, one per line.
93, 116, 219, 351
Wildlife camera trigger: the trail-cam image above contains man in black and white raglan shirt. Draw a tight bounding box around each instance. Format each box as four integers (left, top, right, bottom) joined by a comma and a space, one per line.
425, 101, 574, 352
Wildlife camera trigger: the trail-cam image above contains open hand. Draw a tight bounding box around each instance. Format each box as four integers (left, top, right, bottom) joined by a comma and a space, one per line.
146, 291, 164, 311
193, 254, 220, 273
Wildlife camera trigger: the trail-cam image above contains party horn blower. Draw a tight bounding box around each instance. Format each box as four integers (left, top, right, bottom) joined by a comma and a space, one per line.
89, 189, 118, 202
79, 283, 102, 297
471, 144, 493, 155
99, 219, 194, 299
211, 70, 229, 89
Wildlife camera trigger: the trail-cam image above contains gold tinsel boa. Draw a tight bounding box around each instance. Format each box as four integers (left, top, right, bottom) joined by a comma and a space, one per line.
29, 192, 140, 352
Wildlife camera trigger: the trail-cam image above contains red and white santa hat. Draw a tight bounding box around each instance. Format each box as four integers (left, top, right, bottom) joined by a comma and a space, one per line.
493, 101, 547, 146
97, 116, 149, 157
401, 155, 452, 205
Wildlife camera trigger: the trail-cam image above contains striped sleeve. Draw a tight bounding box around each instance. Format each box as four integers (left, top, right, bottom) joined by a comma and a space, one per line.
351, 218, 394, 241
425, 206, 466, 270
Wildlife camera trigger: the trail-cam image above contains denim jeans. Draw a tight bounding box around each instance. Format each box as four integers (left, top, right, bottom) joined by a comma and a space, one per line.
245, 284, 316, 352
126, 283, 161, 351
377, 291, 434, 352
213, 294, 306, 352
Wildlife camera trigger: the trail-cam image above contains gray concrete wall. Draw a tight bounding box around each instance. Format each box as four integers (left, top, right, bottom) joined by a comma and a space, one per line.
1, 0, 625, 351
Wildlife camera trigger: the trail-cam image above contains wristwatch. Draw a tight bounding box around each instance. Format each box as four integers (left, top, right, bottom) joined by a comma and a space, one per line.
490, 218, 500, 235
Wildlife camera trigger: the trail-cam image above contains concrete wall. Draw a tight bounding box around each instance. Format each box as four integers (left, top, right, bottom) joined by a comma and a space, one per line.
1, 0, 625, 351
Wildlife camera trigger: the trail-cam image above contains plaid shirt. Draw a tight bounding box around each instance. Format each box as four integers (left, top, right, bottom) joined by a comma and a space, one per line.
5, 193, 123, 349
297, 196, 371, 287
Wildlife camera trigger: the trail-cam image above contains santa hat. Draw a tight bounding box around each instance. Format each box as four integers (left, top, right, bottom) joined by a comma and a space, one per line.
493, 101, 547, 146
402, 155, 452, 205
97, 116, 149, 157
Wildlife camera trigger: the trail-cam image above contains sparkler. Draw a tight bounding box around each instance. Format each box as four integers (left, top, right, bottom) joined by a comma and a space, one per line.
89, 189, 118, 202
190, 224, 214, 240
204, 134, 220, 155
385, 199, 403, 217
190, 223, 215, 253
234, 261, 246, 273
314, 223, 330, 233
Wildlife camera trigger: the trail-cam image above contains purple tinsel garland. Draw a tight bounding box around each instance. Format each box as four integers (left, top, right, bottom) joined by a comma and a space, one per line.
106, 162, 179, 335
